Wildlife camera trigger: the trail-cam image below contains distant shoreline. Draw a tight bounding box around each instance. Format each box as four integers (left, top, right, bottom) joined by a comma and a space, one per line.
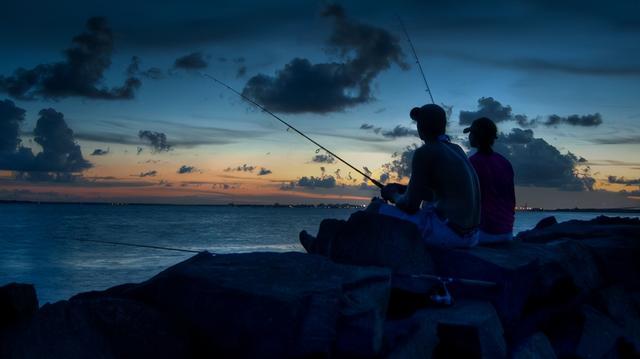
1, 199, 639, 213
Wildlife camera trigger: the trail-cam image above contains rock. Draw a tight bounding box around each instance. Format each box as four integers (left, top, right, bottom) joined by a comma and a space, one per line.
1, 297, 189, 359
517, 215, 640, 243
79, 251, 392, 358
580, 237, 640, 286
534, 216, 557, 230
592, 286, 640, 350
575, 305, 626, 359
511, 332, 557, 359
383, 300, 506, 359
309, 211, 434, 275
428, 242, 539, 327
0, 283, 38, 330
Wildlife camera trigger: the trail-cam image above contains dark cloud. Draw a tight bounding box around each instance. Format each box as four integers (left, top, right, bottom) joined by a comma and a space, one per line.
381, 144, 419, 179
311, 154, 335, 163
297, 175, 336, 188
360, 123, 375, 130
544, 113, 602, 127
0, 105, 92, 180
590, 136, 640, 145
0, 99, 26, 153
127, 56, 165, 80
91, 148, 110, 156
177, 165, 196, 174
460, 97, 603, 128
495, 128, 595, 191
241, 4, 406, 113
0, 17, 140, 100
379, 172, 389, 184
173, 52, 208, 70
224, 164, 256, 173
608, 176, 640, 186
280, 181, 296, 191
257, 167, 272, 176
138, 130, 172, 152
459, 97, 530, 126
381, 125, 418, 139
138, 170, 157, 177
236, 65, 247, 78
383, 128, 594, 191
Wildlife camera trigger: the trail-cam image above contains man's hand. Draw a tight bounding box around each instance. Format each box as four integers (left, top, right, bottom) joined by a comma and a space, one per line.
381, 183, 407, 203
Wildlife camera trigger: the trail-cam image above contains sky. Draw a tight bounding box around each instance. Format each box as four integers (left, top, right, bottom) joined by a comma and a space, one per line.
0, 0, 639, 208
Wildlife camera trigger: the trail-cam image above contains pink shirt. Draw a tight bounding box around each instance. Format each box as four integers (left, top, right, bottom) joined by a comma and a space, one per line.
469, 151, 515, 234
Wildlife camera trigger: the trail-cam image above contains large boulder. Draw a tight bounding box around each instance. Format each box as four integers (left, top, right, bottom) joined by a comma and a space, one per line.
517, 216, 640, 243
383, 300, 506, 359
511, 332, 557, 359
428, 242, 539, 327
0, 283, 38, 331
309, 211, 434, 275
76, 251, 392, 358
1, 297, 189, 359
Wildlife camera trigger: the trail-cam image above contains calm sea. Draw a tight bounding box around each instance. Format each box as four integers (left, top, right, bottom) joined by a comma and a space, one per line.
1, 203, 638, 305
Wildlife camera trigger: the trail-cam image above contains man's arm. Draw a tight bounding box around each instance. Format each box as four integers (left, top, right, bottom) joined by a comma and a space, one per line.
395, 148, 432, 213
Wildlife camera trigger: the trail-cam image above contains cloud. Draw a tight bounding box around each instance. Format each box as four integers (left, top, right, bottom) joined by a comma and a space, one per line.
382, 128, 594, 191
0, 99, 26, 153
0, 105, 92, 179
381, 125, 418, 139
360, 123, 418, 139
381, 144, 419, 179
138, 170, 157, 177
241, 4, 406, 113
495, 128, 595, 191
590, 136, 640, 145
224, 164, 256, 173
138, 130, 172, 152
257, 167, 272, 176
91, 148, 110, 156
311, 154, 335, 163
236, 65, 247, 78
297, 175, 337, 188
177, 165, 197, 174
460, 97, 604, 128
127, 56, 165, 80
459, 97, 530, 126
608, 176, 640, 186
544, 113, 602, 127
173, 52, 208, 70
0, 17, 140, 100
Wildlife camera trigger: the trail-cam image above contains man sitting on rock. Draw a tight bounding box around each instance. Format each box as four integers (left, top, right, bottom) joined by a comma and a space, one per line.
464, 117, 515, 243
370, 104, 481, 248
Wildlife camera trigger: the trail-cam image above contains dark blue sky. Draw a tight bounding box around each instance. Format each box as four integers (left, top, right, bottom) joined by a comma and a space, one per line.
0, 0, 639, 207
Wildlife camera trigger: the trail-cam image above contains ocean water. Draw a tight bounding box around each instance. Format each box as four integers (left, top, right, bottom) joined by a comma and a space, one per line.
1, 203, 638, 305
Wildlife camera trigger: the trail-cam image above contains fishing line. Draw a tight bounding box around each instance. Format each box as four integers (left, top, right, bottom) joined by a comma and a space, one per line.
397, 16, 435, 104
71, 238, 201, 253
203, 74, 383, 189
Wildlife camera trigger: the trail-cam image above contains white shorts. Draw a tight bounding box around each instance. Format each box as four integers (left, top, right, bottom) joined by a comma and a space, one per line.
478, 230, 513, 244
378, 203, 479, 248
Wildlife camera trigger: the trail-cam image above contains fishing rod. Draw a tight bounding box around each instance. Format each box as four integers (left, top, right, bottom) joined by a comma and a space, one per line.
397, 16, 435, 104
203, 73, 384, 189
71, 238, 201, 253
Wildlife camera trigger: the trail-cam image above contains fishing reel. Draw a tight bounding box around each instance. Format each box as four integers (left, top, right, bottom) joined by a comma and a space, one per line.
428, 277, 453, 307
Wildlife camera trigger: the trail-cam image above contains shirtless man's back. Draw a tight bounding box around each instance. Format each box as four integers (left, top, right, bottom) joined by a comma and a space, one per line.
381, 104, 481, 247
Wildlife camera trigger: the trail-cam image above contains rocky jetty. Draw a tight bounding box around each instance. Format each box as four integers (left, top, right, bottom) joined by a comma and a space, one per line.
1, 214, 639, 358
